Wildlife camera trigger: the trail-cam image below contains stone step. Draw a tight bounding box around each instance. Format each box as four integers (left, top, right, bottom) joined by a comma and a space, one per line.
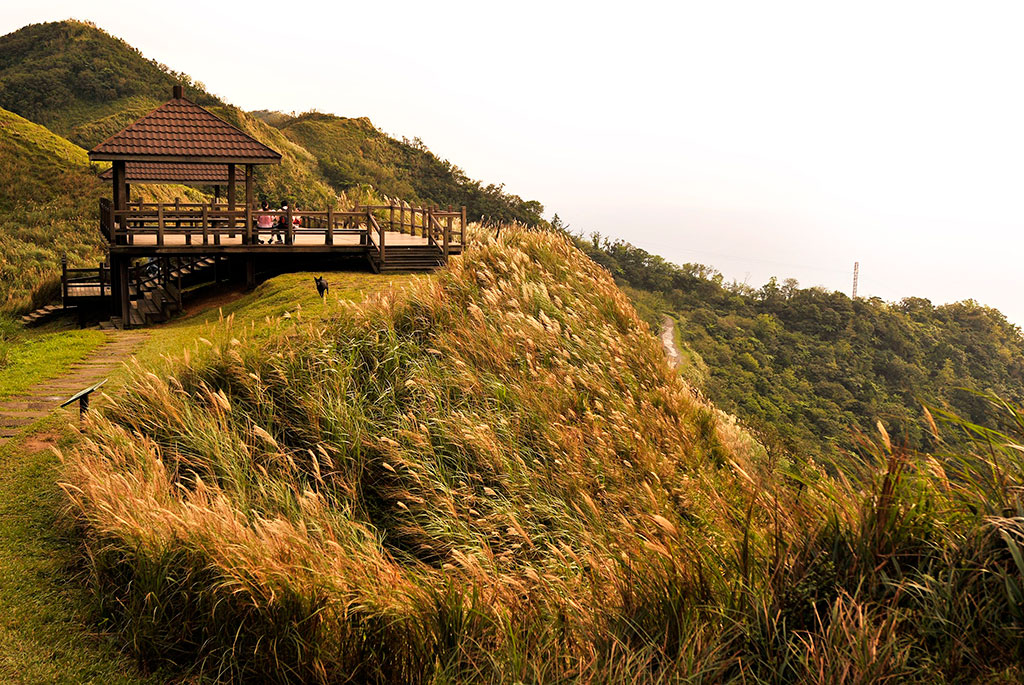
0, 414, 42, 428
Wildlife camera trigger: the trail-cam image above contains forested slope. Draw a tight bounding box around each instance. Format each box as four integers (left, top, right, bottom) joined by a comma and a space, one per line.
580, 235, 1024, 458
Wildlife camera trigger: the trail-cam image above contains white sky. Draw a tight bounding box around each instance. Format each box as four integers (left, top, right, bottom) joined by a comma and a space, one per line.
3, 1, 1023, 324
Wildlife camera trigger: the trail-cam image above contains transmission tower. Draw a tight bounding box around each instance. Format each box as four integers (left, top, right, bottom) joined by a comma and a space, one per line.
852, 261, 859, 300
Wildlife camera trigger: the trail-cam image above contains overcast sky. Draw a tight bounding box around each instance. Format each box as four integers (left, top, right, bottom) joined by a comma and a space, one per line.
4, 1, 1022, 323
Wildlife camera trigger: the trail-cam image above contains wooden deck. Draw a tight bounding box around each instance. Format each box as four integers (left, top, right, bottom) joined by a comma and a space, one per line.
57, 200, 467, 328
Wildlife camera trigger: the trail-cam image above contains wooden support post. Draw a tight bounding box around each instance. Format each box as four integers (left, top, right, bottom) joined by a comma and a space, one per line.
326, 207, 334, 245
157, 205, 165, 246
125, 183, 131, 204
113, 160, 127, 245
286, 204, 294, 245
461, 206, 467, 243
445, 213, 452, 261
202, 205, 209, 245
118, 257, 130, 329
99, 261, 106, 299
389, 205, 395, 235
61, 255, 68, 303
227, 163, 237, 238
244, 164, 254, 245
246, 257, 255, 290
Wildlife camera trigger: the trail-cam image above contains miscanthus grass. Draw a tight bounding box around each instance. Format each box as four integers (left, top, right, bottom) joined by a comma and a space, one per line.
62, 226, 1024, 683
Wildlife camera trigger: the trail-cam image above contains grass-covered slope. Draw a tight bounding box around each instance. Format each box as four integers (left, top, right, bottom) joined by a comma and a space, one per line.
62, 228, 1024, 682
276, 112, 545, 225
62, 226, 761, 681
0, 107, 106, 312
0, 20, 220, 143
581, 237, 1024, 460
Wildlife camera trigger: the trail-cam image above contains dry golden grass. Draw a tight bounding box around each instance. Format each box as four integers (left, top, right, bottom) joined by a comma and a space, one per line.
61, 226, 1024, 683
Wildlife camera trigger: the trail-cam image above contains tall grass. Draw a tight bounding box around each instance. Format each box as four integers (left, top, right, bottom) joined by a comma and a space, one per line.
63, 226, 1024, 682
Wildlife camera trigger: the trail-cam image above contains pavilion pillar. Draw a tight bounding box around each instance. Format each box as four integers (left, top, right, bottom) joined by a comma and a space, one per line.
214, 185, 221, 203
117, 256, 130, 329
244, 164, 254, 245
227, 163, 237, 238
125, 183, 131, 205
112, 160, 127, 244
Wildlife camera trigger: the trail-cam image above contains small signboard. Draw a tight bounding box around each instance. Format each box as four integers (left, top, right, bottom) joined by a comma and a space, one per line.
61, 379, 107, 417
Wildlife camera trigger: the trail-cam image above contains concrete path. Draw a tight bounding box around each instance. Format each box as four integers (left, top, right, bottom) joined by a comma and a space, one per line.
660, 315, 682, 369
0, 332, 148, 445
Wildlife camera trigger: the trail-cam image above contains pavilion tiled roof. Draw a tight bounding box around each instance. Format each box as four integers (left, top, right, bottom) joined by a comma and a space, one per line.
89, 95, 281, 165
99, 162, 239, 184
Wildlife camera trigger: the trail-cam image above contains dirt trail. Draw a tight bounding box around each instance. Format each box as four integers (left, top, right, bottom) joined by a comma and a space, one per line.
660, 315, 681, 368
0, 331, 148, 445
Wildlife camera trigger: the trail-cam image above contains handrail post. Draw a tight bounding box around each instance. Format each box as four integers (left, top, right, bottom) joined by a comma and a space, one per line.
157, 206, 165, 246
245, 205, 253, 245
372, 211, 385, 265
461, 206, 467, 243
61, 255, 68, 303
445, 213, 452, 261
286, 205, 294, 245
202, 206, 209, 245
327, 207, 334, 245
389, 205, 395, 235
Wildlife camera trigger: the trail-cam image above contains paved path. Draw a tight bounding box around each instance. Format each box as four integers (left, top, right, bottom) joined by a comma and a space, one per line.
660, 315, 682, 369
0, 332, 148, 445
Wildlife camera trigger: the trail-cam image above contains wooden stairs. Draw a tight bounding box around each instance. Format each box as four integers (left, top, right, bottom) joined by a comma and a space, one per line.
121, 256, 217, 328
370, 245, 446, 273
20, 303, 76, 327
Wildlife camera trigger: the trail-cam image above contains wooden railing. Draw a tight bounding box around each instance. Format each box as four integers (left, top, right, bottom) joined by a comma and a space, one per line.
99, 201, 467, 261
359, 204, 466, 246
62, 255, 111, 303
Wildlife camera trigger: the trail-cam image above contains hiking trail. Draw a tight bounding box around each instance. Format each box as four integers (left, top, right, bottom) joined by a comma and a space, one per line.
0, 331, 148, 445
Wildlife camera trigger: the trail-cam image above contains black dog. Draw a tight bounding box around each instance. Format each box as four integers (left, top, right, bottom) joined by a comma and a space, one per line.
314, 276, 329, 298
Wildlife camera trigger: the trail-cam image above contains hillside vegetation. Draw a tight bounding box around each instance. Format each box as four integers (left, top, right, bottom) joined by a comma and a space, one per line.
0, 107, 105, 312
0, 20, 221, 143
277, 112, 545, 225
581, 237, 1024, 460
61, 227, 1024, 682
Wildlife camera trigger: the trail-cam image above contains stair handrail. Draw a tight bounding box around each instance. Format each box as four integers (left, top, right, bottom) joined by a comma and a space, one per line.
367, 212, 385, 264
428, 213, 449, 262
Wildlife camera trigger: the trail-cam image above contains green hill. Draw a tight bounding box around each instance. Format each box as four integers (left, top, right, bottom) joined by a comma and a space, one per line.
277, 112, 545, 224
0, 107, 105, 312
580, 236, 1024, 459
0, 20, 221, 144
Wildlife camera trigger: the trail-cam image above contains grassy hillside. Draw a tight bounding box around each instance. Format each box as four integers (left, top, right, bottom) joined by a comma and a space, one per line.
0, 107, 105, 312
0, 20, 220, 143
278, 112, 545, 225
57, 226, 1024, 682
62, 226, 764, 681
581, 236, 1024, 460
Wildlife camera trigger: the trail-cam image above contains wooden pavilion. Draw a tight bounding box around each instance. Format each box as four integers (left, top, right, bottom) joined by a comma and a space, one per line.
68, 86, 465, 328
